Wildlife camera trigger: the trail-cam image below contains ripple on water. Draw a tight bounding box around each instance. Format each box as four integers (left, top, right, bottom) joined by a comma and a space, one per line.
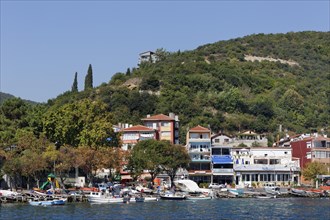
1, 198, 329, 220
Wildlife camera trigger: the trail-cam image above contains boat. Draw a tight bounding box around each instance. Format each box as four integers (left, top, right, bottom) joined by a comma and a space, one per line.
173, 179, 210, 194
227, 188, 244, 196
264, 182, 281, 195
290, 188, 307, 197
135, 185, 153, 194
186, 193, 212, 200
28, 198, 66, 206
87, 191, 124, 203
256, 195, 275, 199
160, 191, 186, 200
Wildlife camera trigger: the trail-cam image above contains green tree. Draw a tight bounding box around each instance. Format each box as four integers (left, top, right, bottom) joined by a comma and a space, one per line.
71, 72, 78, 92
162, 144, 190, 187
84, 64, 93, 90
126, 68, 131, 76
43, 99, 115, 148
302, 161, 328, 185
127, 140, 167, 182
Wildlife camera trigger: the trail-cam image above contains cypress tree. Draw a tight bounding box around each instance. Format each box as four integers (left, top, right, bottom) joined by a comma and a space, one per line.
84, 64, 93, 90
126, 68, 131, 76
71, 72, 78, 92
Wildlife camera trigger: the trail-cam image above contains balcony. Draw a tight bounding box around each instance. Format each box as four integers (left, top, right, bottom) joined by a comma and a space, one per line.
191, 155, 211, 162
188, 148, 211, 153
212, 168, 234, 174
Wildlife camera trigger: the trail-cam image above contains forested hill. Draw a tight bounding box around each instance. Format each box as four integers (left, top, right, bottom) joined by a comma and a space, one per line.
0, 92, 37, 105
47, 31, 330, 143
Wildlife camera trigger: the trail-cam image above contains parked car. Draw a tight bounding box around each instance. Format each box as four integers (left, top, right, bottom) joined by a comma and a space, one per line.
208, 183, 225, 189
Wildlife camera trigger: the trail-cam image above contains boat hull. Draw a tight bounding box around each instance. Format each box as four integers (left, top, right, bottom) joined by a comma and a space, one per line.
28, 199, 66, 206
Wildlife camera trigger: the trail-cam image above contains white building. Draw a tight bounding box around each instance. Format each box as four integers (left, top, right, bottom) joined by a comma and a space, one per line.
233, 147, 300, 187
138, 51, 157, 64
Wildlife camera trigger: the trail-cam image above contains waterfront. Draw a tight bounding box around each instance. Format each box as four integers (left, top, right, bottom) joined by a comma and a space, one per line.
1, 198, 329, 220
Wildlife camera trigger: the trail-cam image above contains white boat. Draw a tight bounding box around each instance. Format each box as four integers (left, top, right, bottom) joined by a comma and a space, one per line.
135, 185, 153, 194
173, 179, 210, 194
160, 192, 186, 200
0, 190, 18, 197
87, 191, 124, 203
264, 182, 280, 195
256, 195, 275, 199
186, 193, 212, 200
227, 188, 244, 196
28, 198, 66, 206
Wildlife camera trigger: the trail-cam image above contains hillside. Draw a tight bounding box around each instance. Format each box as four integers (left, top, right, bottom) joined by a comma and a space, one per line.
0, 92, 16, 105
0, 92, 38, 105
45, 31, 330, 143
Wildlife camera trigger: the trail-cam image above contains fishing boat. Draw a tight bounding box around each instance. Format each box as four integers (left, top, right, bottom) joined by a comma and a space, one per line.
264, 182, 281, 195
87, 191, 124, 203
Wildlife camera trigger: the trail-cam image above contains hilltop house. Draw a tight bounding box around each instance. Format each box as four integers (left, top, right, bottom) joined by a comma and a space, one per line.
138, 51, 158, 64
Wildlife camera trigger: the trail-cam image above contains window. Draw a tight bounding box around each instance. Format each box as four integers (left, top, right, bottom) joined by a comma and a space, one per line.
214, 139, 220, 143
224, 138, 229, 143
161, 122, 170, 127
270, 159, 280, 165
254, 159, 268, 164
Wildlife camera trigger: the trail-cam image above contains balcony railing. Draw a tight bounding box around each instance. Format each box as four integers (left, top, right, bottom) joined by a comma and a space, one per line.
212, 168, 234, 173
191, 157, 211, 162
188, 148, 211, 153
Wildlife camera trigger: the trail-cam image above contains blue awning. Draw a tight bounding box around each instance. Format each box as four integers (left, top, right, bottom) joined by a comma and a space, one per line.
212, 155, 233, 164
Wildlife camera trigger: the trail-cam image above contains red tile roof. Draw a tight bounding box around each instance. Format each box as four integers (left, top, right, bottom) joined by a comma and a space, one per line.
189, 125, 210, 132
121, 125, 154, 132
141, 114, 175, 121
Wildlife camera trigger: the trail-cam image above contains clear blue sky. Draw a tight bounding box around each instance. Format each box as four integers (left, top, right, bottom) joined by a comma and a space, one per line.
1, 1, 329, 102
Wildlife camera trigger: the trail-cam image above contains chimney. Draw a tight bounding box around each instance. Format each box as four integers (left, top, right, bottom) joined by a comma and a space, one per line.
169, 112, 175, 119
125, 123, 128, 128
175, 115, 179, 121
147, 114, 150, 118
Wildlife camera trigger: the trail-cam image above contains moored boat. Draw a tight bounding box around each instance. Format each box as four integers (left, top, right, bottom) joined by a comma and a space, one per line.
87, 191, 124, 203
28, 198, 66, 206
160, 192, 186, 200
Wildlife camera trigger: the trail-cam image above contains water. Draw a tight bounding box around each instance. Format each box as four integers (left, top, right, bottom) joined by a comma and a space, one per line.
1, 198, 329, 220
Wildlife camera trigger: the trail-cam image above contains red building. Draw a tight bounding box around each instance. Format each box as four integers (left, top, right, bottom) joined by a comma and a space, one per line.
291, 135, 330, 169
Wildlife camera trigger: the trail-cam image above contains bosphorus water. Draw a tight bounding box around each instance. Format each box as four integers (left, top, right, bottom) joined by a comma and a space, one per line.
1, 198, 329, 220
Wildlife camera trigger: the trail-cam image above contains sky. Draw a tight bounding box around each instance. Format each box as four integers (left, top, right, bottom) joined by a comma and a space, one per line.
1, 1, 329, 103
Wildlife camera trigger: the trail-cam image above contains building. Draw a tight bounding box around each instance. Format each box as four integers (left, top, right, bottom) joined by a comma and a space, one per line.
211, 131, 268, 148
210, 133, 234, 185
138, 51, 157, 64
185, 125, 212, 184
120, 125, 156, 151
233, 147, 300, 187
142, 113, 179, 144
290, 134, 330, 183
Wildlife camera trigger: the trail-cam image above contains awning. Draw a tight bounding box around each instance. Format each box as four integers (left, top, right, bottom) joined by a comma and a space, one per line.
212, 155, 233, 164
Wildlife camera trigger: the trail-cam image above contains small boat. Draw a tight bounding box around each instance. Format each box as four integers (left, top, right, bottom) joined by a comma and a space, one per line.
227, 188, 244, 196
264, 182, 281, 195
160, 192, 186, 200
186, 194, 212, 200
256, 195, 275, 199
28, 198, 66, 206
290, 188, 307, 197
